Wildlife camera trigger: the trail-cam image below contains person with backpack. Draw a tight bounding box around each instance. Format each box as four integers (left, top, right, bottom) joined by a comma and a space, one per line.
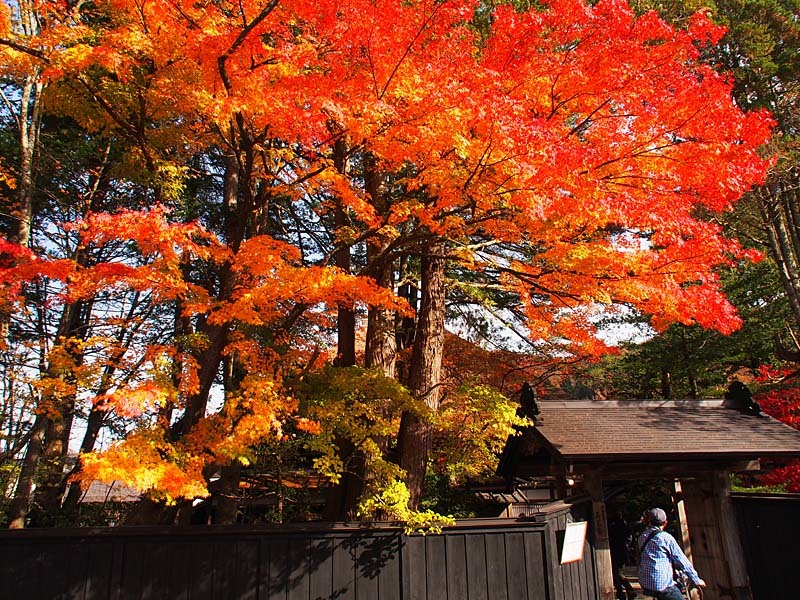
637, 508, 706, 599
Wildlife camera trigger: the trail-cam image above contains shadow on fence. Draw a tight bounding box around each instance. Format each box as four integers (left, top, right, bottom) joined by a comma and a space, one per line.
0, 502, 603, 600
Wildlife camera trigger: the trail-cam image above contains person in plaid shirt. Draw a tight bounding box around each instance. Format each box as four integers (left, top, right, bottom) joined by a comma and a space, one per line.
637, 508, 706, 599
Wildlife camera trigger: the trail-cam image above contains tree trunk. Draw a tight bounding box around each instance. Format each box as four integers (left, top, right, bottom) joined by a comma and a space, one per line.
333, 138, 357, 367
365, 259, 397, 375
8, 293, 89, 527
364, 161, 396, 377
334, 212, 356, 366
212, 462, 243, 524
173, 156, 241, 440
322, 138, 364, 521
1, 15, 45, 358
660, 368, 672, 399
6, 414, 47, 528
7, 74, 42, 247
34, 299, 93, 520
61, 403, 106, 514
394, 257, 419, 384
397, 242, 446, 508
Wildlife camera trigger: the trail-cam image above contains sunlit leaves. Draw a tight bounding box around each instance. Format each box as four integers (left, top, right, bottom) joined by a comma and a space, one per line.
79, 428, 209, 503
433, 382, 532, 483
2, 0, 777, 511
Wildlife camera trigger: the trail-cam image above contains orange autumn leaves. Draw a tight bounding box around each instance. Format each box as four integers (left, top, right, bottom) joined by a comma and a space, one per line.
1, 0, 774, 502
1, 208, 400, 501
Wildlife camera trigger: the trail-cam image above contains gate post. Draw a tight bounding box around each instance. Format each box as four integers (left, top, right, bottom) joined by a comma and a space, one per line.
585, 473, 614, 600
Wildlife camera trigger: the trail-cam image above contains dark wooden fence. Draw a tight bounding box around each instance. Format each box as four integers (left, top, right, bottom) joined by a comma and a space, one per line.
732, 492, 800, 600
0, 505, 598, 600
534, 499, 597, 600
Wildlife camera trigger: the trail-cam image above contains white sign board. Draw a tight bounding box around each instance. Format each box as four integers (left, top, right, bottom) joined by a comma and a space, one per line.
560, 521, 588, 564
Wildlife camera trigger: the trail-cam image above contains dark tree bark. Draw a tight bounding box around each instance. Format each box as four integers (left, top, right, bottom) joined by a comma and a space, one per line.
322, 140, 364, 522
397, 242, 446, 508
9, 295, 90, 527
212, 462, 243, 524
364, 161, 396, 377
35, 301, 93, 520
660, 368, 672, 400
6, 416, 47, 528
333, 138, 357, 368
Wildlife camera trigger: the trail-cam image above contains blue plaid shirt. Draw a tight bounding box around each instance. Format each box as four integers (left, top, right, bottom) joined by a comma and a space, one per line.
637, 526, 700, 592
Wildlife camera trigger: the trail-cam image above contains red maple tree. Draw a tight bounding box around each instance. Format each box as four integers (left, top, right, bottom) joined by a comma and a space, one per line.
0, 0, 774, 524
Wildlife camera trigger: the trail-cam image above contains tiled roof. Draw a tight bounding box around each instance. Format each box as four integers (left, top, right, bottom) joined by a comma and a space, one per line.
530, 400, 800, 461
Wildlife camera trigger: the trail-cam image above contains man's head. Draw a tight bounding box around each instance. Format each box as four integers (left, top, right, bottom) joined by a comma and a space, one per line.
646, 507, 668, 527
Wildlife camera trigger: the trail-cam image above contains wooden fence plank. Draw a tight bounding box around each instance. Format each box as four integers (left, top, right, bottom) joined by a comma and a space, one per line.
212, 539, 237, 600
403, 535, 427, 600
504, 532, 527, 599
485, 533, 508, 600
376, 533, 401, 600
732, 493, 800, 600
163, 541, 192, 600
465, 534, 488, 600
32, 541, 68, 600
83, 541, 114, 600
236, 539, 260, 600
190, 538, 215, 600
356, 532, 383, 600
330, 536, 355, 600
308, 537, 333, 600
287, 537, 310, 600
117, 540, 144, 600
265, 537, 289, 600
66, 541, 91, 600
523, 531, 548, 600
425, 535, 446, 599
445, 535, 468, 600
257, 537, 272, 600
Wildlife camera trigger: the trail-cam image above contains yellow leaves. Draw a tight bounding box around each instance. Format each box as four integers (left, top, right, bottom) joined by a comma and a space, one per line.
433, 383, 532, 484
358, 479, 455, 534
152, 162, 188, 201
46, 44, 95, 79
0, 156, 15, 190
298, 365, 422, 484
80, 374, 300, 502
79, 429, 209, 503
562, 245, 592, 267
595, 288, 613, 305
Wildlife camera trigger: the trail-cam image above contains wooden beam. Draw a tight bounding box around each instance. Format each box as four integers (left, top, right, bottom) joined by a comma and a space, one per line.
584, 473, 615, 600
712, 471, 752, 600
674, 479, 693, 562
557, 460, 760, 480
